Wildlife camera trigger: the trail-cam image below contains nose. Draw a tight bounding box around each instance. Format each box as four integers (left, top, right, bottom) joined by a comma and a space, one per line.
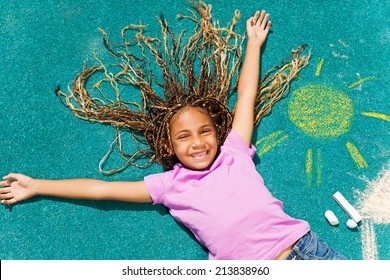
191, 135, 205, 149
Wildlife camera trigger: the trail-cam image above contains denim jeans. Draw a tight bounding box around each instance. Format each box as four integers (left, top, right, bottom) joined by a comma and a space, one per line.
285, 231, 347, 260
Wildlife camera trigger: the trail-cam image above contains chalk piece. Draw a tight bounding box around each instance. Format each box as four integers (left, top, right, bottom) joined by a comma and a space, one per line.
324, 210, 339, 226
332, 191, 362, 223
346, 219, 358, 229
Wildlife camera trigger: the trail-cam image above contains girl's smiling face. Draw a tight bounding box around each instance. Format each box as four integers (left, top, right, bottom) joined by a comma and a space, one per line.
169, 106, 219, 170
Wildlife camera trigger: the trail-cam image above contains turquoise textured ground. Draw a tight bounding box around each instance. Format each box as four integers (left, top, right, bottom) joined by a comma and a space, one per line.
0, 0, 389, 259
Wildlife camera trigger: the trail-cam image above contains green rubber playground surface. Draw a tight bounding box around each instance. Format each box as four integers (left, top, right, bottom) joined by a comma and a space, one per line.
0, 0, 389, 259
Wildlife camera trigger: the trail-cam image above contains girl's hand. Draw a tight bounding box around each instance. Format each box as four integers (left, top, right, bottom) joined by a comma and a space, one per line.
0, 173, 37, 205
246, 10, 271, 47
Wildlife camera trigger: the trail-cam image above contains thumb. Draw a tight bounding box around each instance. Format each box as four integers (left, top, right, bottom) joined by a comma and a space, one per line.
3, 173, 22, 181
246, 17, 253, 28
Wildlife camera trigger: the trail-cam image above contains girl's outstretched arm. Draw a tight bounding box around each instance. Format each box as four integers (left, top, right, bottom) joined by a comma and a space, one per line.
0, 173, 152, 205
232, 10, 271, 146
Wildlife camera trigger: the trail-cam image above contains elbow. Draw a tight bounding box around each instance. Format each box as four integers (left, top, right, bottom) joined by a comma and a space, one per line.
90, 181, 108, 200
237, 88, 257, 105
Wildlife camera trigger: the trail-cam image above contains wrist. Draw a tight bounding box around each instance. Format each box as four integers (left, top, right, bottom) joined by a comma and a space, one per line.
32, 179, 42, 196
246, 39, 263, 49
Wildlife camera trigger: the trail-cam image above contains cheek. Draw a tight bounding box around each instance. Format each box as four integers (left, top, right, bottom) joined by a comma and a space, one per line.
210, 134, 219, 147
172, 142, 186, 156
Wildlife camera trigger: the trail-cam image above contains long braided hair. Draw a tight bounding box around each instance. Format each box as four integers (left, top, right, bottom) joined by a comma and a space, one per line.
55, 1, 310, 173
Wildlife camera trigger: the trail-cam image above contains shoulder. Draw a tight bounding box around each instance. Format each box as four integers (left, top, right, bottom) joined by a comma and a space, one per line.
144, 169, 174, 204
222, 129, 256, 157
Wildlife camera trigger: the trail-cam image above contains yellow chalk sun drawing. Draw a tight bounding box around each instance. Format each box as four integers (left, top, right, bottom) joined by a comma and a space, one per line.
288, 84, 354, 140
256, 56, 390, 189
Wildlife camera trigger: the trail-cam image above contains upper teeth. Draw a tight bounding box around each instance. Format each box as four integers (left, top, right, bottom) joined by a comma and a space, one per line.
191, 151, 207, 158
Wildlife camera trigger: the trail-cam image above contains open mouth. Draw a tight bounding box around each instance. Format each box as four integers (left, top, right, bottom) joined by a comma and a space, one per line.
190, 150, 208, 159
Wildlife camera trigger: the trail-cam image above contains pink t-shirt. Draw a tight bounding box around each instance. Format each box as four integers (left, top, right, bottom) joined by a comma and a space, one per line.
144, 129, 309, 259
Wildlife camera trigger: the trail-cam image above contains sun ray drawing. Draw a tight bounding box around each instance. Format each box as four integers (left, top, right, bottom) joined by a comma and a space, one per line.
315, 57, 325, 77
255, 130, 289, 157
361, 112, 390, 122
305, 148, 322, 189
306, 148, 313, 188
348, 76, 375, 89
255, 52, 387, 189
346, 141, 369, 169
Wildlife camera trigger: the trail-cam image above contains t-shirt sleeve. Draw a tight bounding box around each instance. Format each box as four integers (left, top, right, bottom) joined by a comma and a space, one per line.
144, 172, 167, 205
223, 129, 256, 158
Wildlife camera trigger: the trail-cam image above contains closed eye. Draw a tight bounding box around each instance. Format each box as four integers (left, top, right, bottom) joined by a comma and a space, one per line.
178, 134, 189, 140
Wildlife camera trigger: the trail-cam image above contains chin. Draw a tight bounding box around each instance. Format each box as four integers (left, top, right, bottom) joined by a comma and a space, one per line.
191, 162, 212, 171
186, 157, 216, 171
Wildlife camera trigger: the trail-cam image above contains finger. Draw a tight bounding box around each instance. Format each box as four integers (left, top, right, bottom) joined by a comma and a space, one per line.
256, 10, 266, 27
0, 187, 11, 193
0, 192, 14, 200
1, 198, 17, 205
3, 173, 18, 181
261, 13, 270, 29
0, 180, 11, 187
265, 20, 272, 30
3, 173, 28, 183
252, 10, 260, 25
246, 17, 253, 28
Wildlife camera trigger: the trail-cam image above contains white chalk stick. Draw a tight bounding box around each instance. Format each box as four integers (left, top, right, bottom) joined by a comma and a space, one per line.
346, 219, 358, 229
324, 210, 339, 226
332, 191, 362, 223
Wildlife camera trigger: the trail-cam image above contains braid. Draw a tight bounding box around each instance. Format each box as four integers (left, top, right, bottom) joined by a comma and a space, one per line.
55, 1, 310, 174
